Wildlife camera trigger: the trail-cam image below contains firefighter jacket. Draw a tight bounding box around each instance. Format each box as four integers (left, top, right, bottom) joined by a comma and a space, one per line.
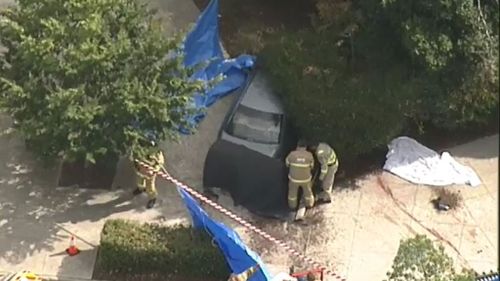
285, 148, 315, 183
315, 142, 338, 179
137, 150, 165, 177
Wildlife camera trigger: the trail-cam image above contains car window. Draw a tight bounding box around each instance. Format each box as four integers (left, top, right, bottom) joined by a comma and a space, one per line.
227, 105, 282, 144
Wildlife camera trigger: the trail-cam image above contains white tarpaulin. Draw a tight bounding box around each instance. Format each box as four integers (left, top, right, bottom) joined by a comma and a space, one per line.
383, 136, 482, 187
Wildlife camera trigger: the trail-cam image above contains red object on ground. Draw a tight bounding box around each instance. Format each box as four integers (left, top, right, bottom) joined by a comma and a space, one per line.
65, 236, 80, 256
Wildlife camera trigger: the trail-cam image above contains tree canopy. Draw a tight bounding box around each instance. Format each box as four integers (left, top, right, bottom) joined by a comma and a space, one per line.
262, 0, 498, 161
0, 0, 203, 164
386, 235, 476, 281
370, 0, 499, 128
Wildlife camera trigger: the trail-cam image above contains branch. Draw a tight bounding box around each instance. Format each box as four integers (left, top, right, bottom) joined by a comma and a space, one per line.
477, 0, 491, 40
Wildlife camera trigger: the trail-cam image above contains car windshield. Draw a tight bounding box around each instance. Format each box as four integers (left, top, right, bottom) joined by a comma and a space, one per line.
227, 105, 282, 144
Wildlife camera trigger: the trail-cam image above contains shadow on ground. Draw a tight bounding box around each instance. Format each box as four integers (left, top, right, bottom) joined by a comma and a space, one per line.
0, 1, 205, 276
0, 115, 141, 272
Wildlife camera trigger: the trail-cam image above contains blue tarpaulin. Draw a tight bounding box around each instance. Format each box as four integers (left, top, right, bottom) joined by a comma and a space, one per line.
180, 0, 255, 134
177, 187, 271, 281
183, 0, 223, 67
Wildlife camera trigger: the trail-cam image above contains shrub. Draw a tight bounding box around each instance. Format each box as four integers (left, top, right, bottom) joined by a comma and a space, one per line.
386, 235, 476, 281
355, 0, 499, 129
262, 0, 498, 161
97, 219, 229, 279
0, 0, 203, 165
262, 29, 415, 160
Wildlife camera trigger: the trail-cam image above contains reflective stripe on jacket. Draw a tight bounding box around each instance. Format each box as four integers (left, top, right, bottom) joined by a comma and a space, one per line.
228, 265, 260, 281
137, 150, 165, 176
286, 149, 314, 182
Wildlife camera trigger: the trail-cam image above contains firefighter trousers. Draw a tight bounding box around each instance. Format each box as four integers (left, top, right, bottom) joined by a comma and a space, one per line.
136, 172, 158, 199
321, 163, 338, 194
288, 180, 314, 209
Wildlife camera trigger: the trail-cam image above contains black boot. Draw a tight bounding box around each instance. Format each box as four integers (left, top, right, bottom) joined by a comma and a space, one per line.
146, 198, 156, 209
133, 188, 144, 196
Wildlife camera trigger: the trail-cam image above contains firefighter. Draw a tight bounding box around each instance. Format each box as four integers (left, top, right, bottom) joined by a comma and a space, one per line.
228, 264, 260, 281
312, 142, 338, 203
133, 140, 165, 209
286, 140, 315, 210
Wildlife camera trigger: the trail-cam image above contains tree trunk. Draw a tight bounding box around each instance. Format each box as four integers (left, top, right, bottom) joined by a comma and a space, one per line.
58, 154, 119, 189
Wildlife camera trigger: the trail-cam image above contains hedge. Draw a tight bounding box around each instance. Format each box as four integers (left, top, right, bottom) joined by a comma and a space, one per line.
261, 28, 415, 161
261, 0, 498, 161
96, 219, 229, 279
357, 0, 499, 130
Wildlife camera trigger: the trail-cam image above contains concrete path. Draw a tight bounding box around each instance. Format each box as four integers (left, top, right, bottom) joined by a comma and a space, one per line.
0, 112, 191, 279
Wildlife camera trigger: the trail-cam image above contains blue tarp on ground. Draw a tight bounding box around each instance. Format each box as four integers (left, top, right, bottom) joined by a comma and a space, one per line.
177, 187, 271, 281
180, 0, 255, 134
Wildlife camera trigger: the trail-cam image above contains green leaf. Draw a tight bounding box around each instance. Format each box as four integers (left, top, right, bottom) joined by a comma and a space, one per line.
96, 147, 108, 155
85, 153, 96, 164
0, 0, 206, 165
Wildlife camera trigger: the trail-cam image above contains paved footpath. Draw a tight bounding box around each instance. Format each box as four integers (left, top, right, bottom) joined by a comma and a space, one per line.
0, 111, 190, 279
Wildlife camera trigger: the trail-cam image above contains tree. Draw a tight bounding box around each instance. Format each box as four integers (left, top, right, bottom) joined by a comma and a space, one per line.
356, 0, 499, 128
262, 3, 415, 161
0, 0, 203, 166
386, 235, 476, 281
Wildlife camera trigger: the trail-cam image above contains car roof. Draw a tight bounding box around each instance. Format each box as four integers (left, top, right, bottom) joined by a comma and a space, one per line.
239, 72, 284, 114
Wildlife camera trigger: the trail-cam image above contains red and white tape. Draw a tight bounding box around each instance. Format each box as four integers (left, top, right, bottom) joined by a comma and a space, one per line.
136, 160, 346, 281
